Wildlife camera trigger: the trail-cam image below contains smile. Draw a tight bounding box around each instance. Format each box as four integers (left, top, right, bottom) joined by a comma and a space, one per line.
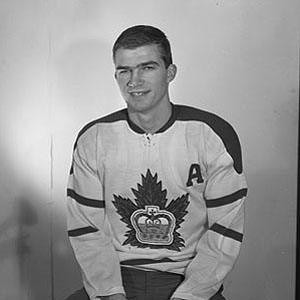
129, 91, 149, 97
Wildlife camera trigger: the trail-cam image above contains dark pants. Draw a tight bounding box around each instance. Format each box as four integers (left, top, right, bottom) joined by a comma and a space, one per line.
66, 267, 226, 300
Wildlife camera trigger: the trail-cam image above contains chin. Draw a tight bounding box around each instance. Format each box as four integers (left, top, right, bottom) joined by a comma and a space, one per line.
126, 99, 152, 113
128, 104, 150, 114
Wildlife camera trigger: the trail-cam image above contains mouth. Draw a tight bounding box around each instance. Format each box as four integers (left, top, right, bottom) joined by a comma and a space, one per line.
128, 90, 150, 97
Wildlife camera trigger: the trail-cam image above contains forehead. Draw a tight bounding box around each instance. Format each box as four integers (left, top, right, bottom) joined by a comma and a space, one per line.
114, 44, 163, 67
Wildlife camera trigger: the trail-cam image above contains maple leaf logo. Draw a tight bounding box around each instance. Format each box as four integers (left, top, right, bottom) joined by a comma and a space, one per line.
112, 169, 189, 251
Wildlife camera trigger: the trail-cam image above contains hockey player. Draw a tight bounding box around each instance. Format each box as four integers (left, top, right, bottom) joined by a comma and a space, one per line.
66, 25, 247, 300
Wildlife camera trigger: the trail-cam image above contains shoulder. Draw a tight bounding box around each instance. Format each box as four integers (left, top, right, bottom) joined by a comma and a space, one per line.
174, 104, 243, 173
73, 108, 127, 149
174, 104, 239, 140
175, 104, 233, 131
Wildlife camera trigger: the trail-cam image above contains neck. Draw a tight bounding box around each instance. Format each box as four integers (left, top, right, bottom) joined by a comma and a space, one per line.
128, 101, 172, 134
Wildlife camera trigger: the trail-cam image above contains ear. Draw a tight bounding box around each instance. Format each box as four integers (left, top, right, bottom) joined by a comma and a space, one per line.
167, 64, 177, 83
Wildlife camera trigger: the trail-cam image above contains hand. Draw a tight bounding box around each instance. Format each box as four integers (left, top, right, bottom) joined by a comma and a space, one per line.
100, 293, 127, 300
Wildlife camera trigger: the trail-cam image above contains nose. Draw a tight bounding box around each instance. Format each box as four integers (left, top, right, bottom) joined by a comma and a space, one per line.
127, 69, 143, 87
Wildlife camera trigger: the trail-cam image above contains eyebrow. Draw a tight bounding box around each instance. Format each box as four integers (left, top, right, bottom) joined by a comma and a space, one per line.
115, 60, 159, 70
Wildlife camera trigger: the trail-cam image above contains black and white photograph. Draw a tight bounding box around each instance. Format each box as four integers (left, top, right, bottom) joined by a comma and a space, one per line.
0, 1, 298, 300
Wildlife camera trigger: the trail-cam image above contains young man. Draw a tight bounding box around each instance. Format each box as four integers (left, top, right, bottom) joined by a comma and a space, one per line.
66, 25, 247, 300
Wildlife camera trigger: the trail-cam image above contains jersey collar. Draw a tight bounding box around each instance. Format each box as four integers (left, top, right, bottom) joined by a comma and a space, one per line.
126, 103, 177, 134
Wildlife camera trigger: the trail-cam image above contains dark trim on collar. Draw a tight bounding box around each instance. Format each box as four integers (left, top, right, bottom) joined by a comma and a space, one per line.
156, 103, 177, 133
126, 103, 177, 134
126, 112, 145, 134
72, 104, 176, 153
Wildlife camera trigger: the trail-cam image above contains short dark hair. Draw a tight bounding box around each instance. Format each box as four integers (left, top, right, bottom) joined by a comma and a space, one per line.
112, 25, 173, 67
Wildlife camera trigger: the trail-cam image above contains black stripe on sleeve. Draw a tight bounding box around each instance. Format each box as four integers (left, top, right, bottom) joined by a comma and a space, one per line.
205, 188, 247, 208
68, 226, 98, 237
67, 188, 105, 208
210, 223, 243, 242
69, 164, 74, 175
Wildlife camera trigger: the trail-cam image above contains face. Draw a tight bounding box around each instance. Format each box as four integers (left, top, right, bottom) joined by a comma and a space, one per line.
114, 44, 176, 114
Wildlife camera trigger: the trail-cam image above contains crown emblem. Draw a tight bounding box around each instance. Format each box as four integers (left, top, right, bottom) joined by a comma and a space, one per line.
113, 169, 190, 251
131, 205, 176, 245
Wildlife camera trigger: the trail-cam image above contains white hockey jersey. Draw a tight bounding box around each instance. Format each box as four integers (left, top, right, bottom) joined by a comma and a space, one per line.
67, 104, 247, 300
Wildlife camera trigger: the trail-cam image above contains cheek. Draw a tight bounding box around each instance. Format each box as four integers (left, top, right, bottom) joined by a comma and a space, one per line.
116, 80, 127, 91
148, 74, 166, 88
153, 78, 168, 93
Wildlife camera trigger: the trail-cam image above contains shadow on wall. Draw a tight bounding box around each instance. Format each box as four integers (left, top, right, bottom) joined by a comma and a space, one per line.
16, 197, 39, 297
0, 197, 37, 264
0, 151, 53, 300
0, 38, 117, 300
0, 164, 81, 300
51, 202, 83, 300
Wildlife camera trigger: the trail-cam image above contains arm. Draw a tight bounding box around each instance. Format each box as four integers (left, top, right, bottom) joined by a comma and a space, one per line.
67, 127, 125, 300
172, 124, 247, 300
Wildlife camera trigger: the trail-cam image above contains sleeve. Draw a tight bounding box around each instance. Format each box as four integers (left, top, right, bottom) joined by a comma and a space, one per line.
172, 124, 247, 300
66, 127, 125, 299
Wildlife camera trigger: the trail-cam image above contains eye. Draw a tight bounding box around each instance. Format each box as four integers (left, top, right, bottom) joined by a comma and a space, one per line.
116, 69, 130, 78
120, 70, 129, 75
142, 65, 154, 71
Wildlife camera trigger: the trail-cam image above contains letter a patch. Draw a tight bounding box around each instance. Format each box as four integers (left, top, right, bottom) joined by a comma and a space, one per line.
186, 164, 204, 187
